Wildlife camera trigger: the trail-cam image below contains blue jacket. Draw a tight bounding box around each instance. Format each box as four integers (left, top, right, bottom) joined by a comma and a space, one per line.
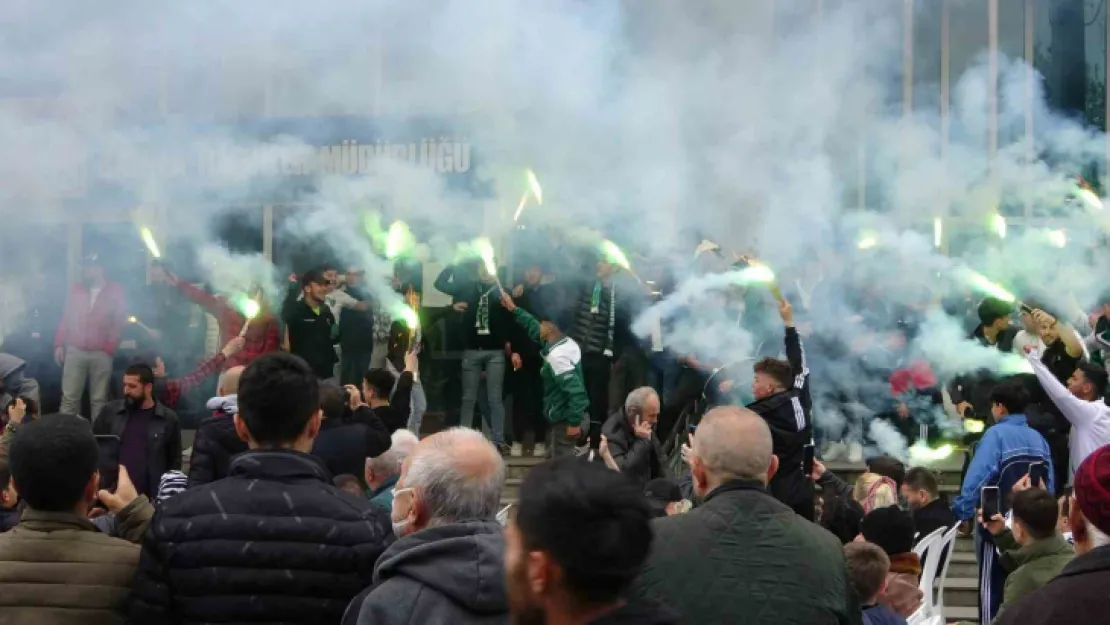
952, 414, 1054, 521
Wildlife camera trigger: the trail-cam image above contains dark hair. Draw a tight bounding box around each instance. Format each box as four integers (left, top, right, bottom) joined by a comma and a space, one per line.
364, 369, 395, 399
238, 352, 320, 445
0, 462, 10, 493
1012, 488, 1059, 540
867, 456, 906, 489
978, 297, 1015, 326
860, 505, 916, 556
318, 381, 346, 420
844, 542, 891, 603
123, 364, 155, 387
753, 357, 792, 390
516, 456, 653, 606
9, 414, 98, 512
903, 467, 939, 498
316, 263, 339, 275
990, 379, 1030, 415
1075, 361, 1109, 398
300, 269, 328, 289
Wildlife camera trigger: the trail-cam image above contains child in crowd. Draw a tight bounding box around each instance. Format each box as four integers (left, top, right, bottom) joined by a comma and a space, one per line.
844, 541, 907, 625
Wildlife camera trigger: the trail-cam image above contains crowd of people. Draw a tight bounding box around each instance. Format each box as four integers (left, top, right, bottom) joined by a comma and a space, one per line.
4, 237, 1110, 624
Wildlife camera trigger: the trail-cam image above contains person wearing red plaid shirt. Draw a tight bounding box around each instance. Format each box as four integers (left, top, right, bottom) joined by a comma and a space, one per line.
149, 337, 247, 408
153, 267, 279, 371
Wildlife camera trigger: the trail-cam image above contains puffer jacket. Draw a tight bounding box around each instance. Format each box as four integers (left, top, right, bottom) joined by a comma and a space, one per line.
185, 396, 247, 488
129, 450, 393, 624
601, 408, 667, 485
630, 479, 858, 625
350, 520, 509, 625
0, 497, 152, 625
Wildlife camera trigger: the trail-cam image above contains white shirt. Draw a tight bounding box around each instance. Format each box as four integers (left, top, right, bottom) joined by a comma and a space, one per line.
326, 288, 359, 323
88, 286, 103, 311
1027, 351, 1110, 475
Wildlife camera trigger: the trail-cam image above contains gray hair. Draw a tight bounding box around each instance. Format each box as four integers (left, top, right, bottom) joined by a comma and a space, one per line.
404, 427, 505, 526
693, 406, 773, 482
624, 386, 659, 415
367, 429, 420, 478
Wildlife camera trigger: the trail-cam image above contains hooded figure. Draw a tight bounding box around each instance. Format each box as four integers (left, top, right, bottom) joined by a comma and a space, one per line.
352, 520, 508, 625
0, 353, 40, 413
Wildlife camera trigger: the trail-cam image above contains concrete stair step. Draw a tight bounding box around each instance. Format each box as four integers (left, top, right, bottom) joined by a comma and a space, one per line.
941, 577, 979, 607
944, 605, 979, 622
945, 550, 978, 579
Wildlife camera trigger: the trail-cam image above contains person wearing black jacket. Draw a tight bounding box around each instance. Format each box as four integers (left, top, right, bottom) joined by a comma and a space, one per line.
129, 352, 393, 624
93, 364, 182, 499
602, 387, 668, 485
283, 269, 339, 381
949, 297, 1018, 425
746, 298, 814, 520
453, 264, 512, 451
510, 265, 555, 456
312, 381, 392, 488
338, 269, 378, 386
362, 350, 418, 434
569, 258, 636, 450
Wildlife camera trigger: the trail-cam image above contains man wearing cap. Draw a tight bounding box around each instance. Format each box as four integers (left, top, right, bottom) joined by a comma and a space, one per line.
282, 269, 339, 381
997, 444, 1110, 625
55, 253, 127, 420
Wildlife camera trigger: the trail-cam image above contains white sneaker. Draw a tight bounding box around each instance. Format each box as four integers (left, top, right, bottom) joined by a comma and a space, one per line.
848, 442, 864, 463
182, 446, 193, 461
532, 442, 547, 458
822, 441, 845, 461
510, 443, 523, 457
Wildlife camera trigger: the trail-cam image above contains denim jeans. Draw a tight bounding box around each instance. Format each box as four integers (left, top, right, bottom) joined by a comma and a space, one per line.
461, 350, 506, 445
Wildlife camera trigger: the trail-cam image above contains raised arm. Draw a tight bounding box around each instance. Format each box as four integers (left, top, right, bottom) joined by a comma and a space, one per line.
1027, 350, 1102, 427
780, 299, 811, 411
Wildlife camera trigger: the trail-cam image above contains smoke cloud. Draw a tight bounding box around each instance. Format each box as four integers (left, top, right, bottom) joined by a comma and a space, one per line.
1, 1, 1107, 457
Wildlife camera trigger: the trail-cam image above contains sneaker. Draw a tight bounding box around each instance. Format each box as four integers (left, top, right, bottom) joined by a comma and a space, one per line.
574, 444, 590, 457
182, 446, 193, 461
847, 442, 864, 463
497, 443, 513, 456
532, 442, 547, 458
510, 442, 523, 457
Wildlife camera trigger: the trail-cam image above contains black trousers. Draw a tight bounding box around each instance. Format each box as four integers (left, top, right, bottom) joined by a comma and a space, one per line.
340, 348, 373, 387
513, 365, 547, 444
582, 353, 612, 449
659, 367, 709, 444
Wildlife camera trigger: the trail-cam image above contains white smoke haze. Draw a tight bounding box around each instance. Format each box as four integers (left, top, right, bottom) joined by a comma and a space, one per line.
2, 0, 1109, 453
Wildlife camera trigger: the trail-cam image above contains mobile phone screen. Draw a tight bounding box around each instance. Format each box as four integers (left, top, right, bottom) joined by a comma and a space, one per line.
981, 485, 1001, 520
803, 443, 815, 476
94, 435, 121, 494
1029, 462, 1048, 488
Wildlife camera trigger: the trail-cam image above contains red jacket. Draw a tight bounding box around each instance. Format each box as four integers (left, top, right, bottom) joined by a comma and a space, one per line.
889, 360, 937, 397
175, 281, 279, 370
54, 281, 127, 356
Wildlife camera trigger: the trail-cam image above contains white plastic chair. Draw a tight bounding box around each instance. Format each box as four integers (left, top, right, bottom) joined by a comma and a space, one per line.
912, 527, 947, 618
931, 525, 960, 619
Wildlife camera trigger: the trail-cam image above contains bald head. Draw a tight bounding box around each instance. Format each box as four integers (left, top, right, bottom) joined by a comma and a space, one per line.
401, 427, 505, 527
218, 366, 245, 396
692, 406, 776, 494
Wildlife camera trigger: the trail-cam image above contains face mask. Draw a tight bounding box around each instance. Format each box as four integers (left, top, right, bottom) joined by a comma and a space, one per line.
391, 488, 413, 538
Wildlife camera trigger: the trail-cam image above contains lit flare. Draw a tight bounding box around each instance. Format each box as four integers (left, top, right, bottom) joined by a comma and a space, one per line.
140, 227, 161, 259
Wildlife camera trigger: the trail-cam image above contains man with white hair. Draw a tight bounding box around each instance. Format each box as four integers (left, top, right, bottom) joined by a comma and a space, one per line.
601, 386, 667, 484
997, 444, 1110, 625
350, 427, 509, 625
365, 429, 420, 511
630, 406, 855, 625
